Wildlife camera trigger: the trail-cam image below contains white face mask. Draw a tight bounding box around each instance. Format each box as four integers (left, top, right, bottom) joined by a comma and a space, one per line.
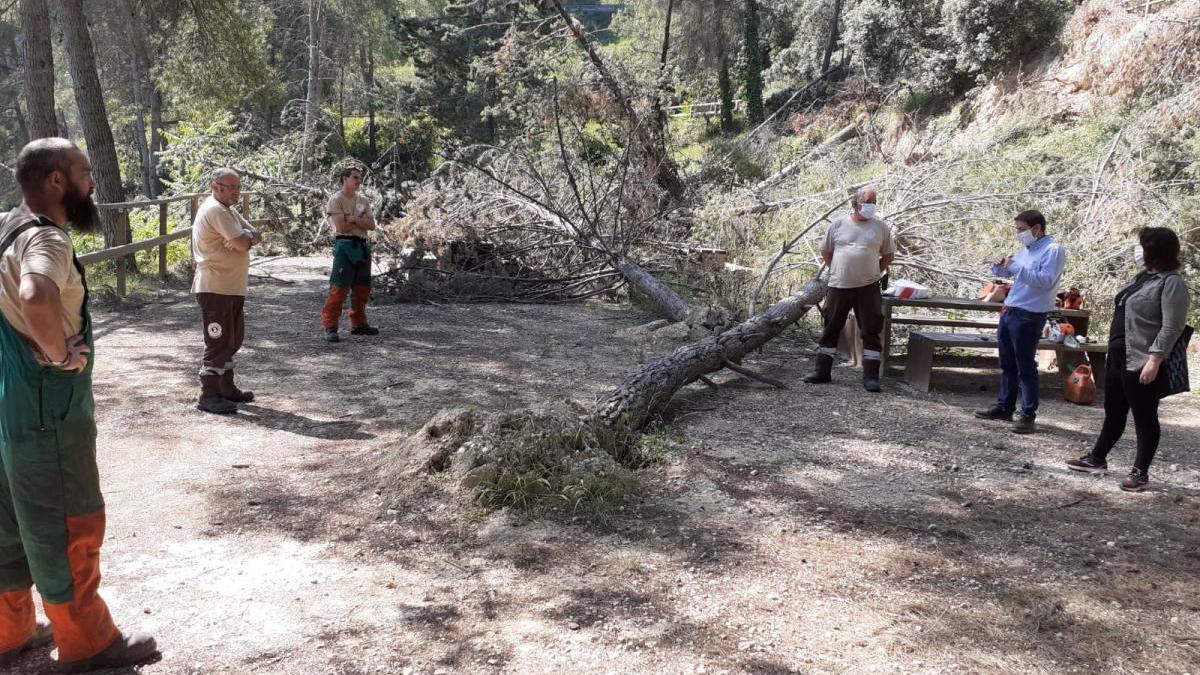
1134, 244, 1145, 267
1017, 229, 1037, 247
858, 203, 877, 218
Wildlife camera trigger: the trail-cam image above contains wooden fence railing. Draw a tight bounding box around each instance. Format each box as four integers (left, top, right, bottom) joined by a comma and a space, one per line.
1124, 0, 1177, 14
664, 100, 743, 119
83, 190, 311, 295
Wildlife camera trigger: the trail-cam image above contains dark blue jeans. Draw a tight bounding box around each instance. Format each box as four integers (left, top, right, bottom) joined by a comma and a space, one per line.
996, 307, 1047, 417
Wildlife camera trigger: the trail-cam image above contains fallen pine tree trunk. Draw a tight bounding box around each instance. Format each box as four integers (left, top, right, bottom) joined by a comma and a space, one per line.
591, 273, 828, 432
379, 265, 827, 515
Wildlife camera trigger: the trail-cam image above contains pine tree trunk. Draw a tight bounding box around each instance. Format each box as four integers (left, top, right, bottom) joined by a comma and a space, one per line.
124, 0, 159, 197
366, 45, 377, 160
13, 101, 30, 145
741, 0, 765, 123
821, 0, 843, 74
592, 275, 827, 432
59, 0, 128, 250
149, 88, 165, 196
650, 0, 674, 142
546, 0, 687, 201
300, 0, 323, 182
19, 0, 58, 139
718, 45, 735, 133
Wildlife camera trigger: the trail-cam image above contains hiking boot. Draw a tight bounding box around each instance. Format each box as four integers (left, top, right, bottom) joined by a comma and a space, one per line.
197, 394, 237, 414
324, 328, 340, 343
0, 621, 53, 666
58, 631, 158, 673
1066, 454, 1108, 474
350, 325, 380, 336
1011, 414, 1037, 435
220, 370, 254, 403
1120, 468, 1150, 492
198, 374, 237, 414
801, 354, 834, 384
973, 404, 1013, 421
862, 359, 882, 393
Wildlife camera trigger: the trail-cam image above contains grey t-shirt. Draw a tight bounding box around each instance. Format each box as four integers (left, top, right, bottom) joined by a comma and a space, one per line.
821, 215, 895, 289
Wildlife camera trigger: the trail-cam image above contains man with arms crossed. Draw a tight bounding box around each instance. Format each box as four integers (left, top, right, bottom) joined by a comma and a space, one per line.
192, 168, 261, 414
321, 167, 379, 342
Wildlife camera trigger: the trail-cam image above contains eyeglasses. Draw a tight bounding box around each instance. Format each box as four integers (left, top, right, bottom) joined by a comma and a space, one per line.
215, 182, 241, 191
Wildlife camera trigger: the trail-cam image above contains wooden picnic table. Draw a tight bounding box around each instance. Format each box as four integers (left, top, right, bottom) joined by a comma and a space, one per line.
880, 296, 1092, 373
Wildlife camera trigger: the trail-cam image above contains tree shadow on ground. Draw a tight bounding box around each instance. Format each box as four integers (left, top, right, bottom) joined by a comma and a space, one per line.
234, 404, 375, 441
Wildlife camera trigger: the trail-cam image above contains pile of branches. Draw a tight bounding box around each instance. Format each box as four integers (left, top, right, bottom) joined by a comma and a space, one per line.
375, 115, 695, 311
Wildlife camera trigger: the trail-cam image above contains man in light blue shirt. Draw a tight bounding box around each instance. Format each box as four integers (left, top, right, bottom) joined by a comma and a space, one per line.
974, 210, 1067, 434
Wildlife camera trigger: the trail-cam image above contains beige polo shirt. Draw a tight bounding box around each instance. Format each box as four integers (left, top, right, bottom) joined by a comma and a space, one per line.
191, 195, 253, 296
326, 192, 373, 239
821, 214, 895, 289
0, 205, 86, 341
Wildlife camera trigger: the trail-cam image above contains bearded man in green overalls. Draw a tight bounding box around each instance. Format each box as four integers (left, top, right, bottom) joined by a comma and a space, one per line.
0, 139, 157, 671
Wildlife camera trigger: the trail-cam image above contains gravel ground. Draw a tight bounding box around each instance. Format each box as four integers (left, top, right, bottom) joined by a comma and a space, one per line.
9, 255, 1199, 674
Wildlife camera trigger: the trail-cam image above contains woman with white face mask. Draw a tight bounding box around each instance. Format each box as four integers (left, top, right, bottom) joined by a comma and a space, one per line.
1067, 227, 1191, 491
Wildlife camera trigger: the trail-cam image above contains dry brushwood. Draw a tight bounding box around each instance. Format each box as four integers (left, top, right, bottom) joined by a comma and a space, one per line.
380, 97, 703, 322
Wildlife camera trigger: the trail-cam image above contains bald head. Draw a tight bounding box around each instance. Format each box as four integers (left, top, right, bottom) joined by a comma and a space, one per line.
14, 137, 99, 233
15, 138, 84, 195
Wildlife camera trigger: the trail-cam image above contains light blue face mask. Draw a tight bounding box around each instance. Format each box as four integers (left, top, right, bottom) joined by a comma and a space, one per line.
1017, 229, 1036, 247
1134, 244, 1145, 267
858, 203, 877, 218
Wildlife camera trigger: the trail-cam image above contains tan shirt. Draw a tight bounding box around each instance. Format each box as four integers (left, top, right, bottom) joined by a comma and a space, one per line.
326, 192, 373, 239
821, 214, 895, 289
191, 195, 253, 296
0, 205, 86, 341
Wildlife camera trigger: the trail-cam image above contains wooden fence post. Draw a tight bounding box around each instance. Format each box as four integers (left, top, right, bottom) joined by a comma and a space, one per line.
241, 193, 251, 220
158, 203, 169, 279
116, 209, 127, 297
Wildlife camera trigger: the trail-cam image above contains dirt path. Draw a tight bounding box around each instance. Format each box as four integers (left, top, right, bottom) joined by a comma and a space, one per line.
11, 255, 1200, 674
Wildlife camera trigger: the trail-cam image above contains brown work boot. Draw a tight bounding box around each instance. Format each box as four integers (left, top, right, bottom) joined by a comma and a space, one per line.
801, 354, 834, 384
220, 369, 254, 403
58, 631, 158, 673
0, 621, 53, 666
197, 374, 237, 414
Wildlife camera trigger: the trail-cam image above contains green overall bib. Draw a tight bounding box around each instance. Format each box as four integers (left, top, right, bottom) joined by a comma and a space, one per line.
0, 217, 117, 661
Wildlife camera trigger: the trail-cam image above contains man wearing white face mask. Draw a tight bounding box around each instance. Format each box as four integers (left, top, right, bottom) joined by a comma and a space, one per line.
802, 186, 895, 392
974, 209, 1067, 434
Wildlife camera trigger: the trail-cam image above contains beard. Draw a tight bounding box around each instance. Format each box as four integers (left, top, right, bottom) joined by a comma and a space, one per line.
64, 186, 102, 235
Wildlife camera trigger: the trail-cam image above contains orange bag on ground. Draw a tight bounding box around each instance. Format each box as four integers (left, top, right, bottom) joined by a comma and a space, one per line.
1064, 364, 1096, 405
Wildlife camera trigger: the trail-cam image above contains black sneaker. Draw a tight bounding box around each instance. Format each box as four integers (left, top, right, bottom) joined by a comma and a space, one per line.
1120, 468, 1150, 492
324, 329, 340, 343
1066, 455, 1107, 474
1011, 414, 1037, 435
350, 325, 380, 336
974, 404, 1013, 421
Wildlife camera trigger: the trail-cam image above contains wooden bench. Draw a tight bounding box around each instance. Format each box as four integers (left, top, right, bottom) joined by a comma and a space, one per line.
904, 331, 1108, 393
891, 315, 998, 329
881, 297, 1091, 373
